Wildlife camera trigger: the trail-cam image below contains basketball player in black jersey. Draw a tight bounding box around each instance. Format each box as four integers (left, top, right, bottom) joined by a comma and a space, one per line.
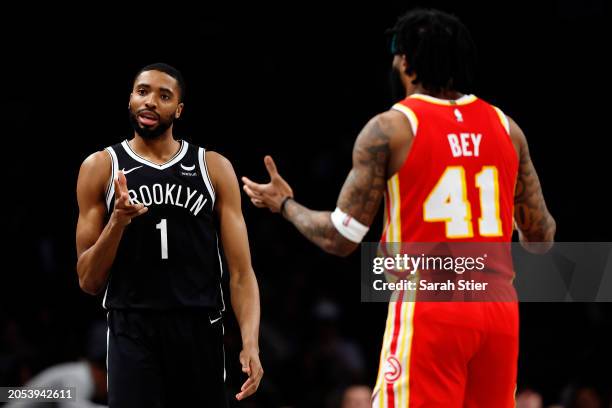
76, 63, 263, 407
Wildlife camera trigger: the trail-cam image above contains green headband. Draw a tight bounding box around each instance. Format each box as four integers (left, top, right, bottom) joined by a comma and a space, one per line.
390, 33, 399, 54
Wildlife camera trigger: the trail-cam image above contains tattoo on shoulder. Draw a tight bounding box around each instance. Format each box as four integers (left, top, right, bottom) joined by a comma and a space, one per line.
338, 115, 392, 224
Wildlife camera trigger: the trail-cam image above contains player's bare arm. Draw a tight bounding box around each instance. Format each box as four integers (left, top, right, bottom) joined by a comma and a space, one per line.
75, 152, 148, 295
508, 116, 556, 252
207, 151, 263, 401
242, 110, 412, 256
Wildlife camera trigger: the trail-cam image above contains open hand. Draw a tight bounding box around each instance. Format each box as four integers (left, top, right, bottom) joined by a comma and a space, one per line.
241, 156, 293, 213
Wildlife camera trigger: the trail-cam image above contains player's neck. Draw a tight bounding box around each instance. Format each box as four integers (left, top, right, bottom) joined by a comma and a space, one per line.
130, 132, 181, 165
408, 85, 464, 101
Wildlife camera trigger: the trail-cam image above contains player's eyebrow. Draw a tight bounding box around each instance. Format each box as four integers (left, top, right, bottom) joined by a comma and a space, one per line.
133, 83, 175, 96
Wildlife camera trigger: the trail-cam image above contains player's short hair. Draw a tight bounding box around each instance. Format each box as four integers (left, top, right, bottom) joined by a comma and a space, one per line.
134, 62, 186, 102
387, 8, 476, 94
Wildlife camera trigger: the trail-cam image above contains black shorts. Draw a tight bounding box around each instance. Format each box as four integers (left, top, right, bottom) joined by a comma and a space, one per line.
107, 308, 228, 408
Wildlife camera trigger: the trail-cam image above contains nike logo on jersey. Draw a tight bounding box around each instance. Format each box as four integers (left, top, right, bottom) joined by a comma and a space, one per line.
122, 165, 143, 175
181, 164, 196, 171
209, 315, 222, 324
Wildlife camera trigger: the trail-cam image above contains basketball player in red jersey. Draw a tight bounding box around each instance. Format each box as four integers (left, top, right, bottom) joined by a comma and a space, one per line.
242, 9, 555, 407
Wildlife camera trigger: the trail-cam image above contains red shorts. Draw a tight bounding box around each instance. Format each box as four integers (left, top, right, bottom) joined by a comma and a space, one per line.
372, 298, 518, 407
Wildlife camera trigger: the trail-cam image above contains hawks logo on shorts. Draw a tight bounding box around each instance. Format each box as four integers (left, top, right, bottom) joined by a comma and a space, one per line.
383, 356, 402, 383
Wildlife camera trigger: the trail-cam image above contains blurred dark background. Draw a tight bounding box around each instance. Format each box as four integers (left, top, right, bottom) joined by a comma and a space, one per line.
1, 1, 611, 407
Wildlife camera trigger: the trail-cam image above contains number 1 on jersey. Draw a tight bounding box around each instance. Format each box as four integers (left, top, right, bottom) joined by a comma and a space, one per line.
475, 166, 502, 236
156, 219, 169, 259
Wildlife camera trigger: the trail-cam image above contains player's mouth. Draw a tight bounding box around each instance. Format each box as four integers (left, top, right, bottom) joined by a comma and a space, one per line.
137, 110, 160, 127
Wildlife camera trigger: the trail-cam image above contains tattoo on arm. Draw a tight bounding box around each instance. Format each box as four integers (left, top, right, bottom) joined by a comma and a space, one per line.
282, 115, 392, 255
514, 142, 556, 242
283, 200, 337, 248
337, 117, 391, 225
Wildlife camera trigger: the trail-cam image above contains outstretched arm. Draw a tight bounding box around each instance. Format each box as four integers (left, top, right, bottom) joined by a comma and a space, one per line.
509, 116, 556, 253
242, 111, 402, 256
207, 151, 263, 401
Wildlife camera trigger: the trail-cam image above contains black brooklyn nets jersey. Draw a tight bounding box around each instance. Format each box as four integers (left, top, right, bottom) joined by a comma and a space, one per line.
103, 139, 224, 310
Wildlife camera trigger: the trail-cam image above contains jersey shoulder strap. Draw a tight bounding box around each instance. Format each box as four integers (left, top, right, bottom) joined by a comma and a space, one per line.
103, 141, 124, 211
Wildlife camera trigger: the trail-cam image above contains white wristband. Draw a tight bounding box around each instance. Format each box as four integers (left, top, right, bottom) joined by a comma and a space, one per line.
331, 207, 369, 243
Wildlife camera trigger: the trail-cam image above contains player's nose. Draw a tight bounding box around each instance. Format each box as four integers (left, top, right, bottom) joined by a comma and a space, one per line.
144, 94, 157, 109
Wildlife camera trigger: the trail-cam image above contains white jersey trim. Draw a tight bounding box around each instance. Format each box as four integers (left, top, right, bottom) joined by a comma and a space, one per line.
391, 103, 419, 136
101, 135, 116, 313
493, 106, 511, 136
409, 93, 477, 105
198, 147, 216, 205
222, 323, 226, 381
216, 234, 226, 312
105, 147, 119, 212
121, 139, 189, 170
106, 312, 109, 388
106, 312, 110, 372
102, 273, 112, 309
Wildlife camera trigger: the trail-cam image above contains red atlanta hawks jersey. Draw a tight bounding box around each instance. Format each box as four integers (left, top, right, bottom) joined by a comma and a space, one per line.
381, 93, 518, 279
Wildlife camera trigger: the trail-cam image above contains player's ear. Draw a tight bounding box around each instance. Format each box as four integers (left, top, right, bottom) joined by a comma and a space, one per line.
400, 55, 409, 72
393, 54, 410, 75
175, 103, 184, 119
